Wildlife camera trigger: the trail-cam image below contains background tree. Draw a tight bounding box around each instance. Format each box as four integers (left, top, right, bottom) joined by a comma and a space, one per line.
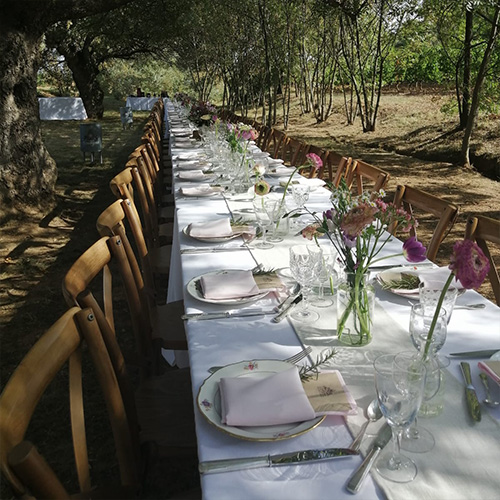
0, 0, 136, 211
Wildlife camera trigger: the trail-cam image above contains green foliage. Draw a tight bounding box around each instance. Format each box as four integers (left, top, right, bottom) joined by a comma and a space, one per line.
99, 58, 191, 100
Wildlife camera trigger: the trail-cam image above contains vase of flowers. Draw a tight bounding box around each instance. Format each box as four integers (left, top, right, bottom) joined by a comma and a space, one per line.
302, 181, 425, 346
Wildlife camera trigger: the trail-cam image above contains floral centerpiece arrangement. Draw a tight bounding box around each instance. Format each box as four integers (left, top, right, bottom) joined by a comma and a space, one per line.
188, 100, 217, 126
301, 182, 425, 346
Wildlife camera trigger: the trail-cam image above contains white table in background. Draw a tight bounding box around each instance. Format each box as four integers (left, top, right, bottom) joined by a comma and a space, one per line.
125, 97, 159, 111
38, 97, 87, 120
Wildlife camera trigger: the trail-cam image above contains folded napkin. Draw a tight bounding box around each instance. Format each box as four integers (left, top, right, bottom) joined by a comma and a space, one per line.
173, 152, 201, 161
267, 157, 284, 165
189, 218, 233, 238
219, 367, 316, 426
200, 270, 260, 300
180, 184, 222, 197
418, 267, 464, 289
178, 170, 207, 181
269, 166, 293, 176
278, 176, 326, 189
478, 360, 500, 385
177, 160, 210, 171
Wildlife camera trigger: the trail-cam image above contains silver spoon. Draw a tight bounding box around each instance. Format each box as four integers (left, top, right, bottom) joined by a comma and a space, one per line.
454, 303, 486, 310
479, 373, 500, 408
350, 399, 383, 451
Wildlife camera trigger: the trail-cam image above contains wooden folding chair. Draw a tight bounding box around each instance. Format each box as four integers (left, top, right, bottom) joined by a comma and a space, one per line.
265, 129, 287, 159
346, 159, 391, 196
96, 199, 187, 351
256, 125, 271, 150
61, 237, 197, 460
0, 307, 140, 499
324, 152, 353, 188
281, 137, 307, 168
388, 185, 459, 262
465, 215, 500, 305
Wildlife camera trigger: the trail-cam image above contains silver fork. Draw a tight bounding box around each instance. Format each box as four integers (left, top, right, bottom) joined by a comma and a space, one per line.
207, 346, 312, 374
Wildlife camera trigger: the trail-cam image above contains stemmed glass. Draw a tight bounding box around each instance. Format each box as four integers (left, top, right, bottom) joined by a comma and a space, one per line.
252, 198, 274, 249
308, 246, 338, 307
289, 245, 320, 322
374, 352, 426, 483
403, 304, 448, 453
265, 199, 286, 243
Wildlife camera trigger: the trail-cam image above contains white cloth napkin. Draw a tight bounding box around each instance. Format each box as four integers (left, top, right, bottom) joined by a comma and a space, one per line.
200, 270, 260, 300
189, 218, 233, 238
418, 266, 464, 289
268, 166, 293, 176
178, 170, 206, 181
173, 152, 201, 161
177, 161, 208, 171
180, 184, 221, 197
219, 366, 316, 426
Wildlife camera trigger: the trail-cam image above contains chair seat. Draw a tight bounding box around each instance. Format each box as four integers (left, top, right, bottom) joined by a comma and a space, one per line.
135, 368, 197, 451
150, 300, 188, 350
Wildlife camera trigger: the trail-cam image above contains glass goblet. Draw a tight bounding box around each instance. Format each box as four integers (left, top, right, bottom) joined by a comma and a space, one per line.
252, 198, 273, 249
265, 198, 286, 243
289, 245, 319, 322
308, 246, 338, 307
374, 352, 426, 483
409, 304, 447, 355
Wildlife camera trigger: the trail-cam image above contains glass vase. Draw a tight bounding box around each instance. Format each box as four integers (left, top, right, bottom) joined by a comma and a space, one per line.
337, 271, 375, 346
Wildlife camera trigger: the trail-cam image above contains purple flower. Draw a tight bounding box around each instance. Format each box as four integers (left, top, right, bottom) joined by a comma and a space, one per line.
342, 232, 357, 248
449, 239, 490, 289
402, 237, 427, 263
324, 209, 334, 220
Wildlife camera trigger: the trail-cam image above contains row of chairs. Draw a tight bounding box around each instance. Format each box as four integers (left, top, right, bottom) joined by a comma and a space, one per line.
222, 110, 499, 295
0, 99, 199, 499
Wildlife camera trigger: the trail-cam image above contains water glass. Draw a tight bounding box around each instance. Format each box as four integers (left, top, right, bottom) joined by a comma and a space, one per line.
409, 304, 447, 354
419, 281, 458, 324
252, 198, 273, 249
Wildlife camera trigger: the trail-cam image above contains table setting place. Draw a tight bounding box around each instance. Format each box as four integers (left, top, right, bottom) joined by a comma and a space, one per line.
164, 102, 500, 500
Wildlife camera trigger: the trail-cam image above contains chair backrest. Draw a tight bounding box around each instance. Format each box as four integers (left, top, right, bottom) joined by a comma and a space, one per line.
346, 159, 390, 196
303, 144, 329, 179
281, 137, 307, 168
465, 215, 500, 305
256, 125, 271, 150
388, 185, 459, 262
0, 307, 139, 498
265, 129, 287, 159
327, 154, 353, 188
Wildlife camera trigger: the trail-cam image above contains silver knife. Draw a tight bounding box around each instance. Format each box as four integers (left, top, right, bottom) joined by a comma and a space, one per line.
449, 349, 498, 358
459, 362, 482, 422
182, 309, 276, 321
272, 294, 303, 323
199, 448, 358, 474
181, 247, 247, 254
346, 424, 392, 494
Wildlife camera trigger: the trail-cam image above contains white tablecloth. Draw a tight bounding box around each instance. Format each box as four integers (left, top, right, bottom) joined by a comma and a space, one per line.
164, 105, 500, 500
125, 97, 160, 111
38, 97, 88, 120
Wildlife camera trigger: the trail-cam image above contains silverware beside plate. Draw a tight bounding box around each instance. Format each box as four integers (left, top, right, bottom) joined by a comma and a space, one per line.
459, 362, 482, 422
449, 349, 499, 358
182, 309, 276, 321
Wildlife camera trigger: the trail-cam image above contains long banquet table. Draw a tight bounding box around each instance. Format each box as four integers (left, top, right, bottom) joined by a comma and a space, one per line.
163, 101, 500, 500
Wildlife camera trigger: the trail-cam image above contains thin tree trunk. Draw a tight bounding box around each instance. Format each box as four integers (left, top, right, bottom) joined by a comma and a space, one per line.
461, 5, 500, 166
461, 8, 473, 130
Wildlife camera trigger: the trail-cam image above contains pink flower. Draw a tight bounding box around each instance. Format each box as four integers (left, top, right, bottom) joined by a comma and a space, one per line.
254, 179, 271, 196
302, 224, 322, 240
402, 237, 427, 263
449, 239, 490, 289
341, 203, 378, 239
305, 153, 323, 170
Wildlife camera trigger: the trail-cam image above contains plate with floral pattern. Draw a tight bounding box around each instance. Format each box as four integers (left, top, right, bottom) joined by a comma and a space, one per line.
197, 359, 325, 441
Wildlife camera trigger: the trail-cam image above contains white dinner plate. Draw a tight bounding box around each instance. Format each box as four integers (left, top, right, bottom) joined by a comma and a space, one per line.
197, 360, 325, 441
187, 270, 271, 305
183, 224, 243, 243
377, 267, 465, 298
177, 173, 215, 183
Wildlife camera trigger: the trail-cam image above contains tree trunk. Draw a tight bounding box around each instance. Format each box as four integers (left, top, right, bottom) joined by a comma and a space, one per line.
64, 49, 104, 119
461, 4, 500, 167
460, 8, 473, 130
0, 28, 57, 210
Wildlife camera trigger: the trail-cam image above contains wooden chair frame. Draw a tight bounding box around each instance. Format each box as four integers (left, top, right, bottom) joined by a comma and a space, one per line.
0, 307, 139, 499
465, 215, 500, 305
388, 185, 459, 262
346, 159, 391, 196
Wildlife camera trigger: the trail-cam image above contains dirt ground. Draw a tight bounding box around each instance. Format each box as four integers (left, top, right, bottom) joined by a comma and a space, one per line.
0, 92, 498, 497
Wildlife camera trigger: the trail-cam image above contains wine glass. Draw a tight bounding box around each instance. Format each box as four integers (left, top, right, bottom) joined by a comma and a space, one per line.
265, 198, 286, 243
308, 246, 338, 307
374, 352, 426, 483
289, 245, 320, 322
252, 198, 273, 249
419, 281, 458, 324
